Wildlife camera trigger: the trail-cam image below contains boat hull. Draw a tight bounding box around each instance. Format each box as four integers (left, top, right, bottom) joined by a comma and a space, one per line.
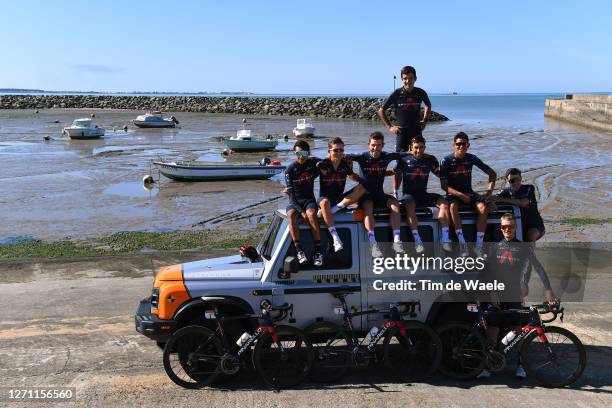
153, 161, 285, 181
63, 128, 105, 139
133, 120, 176, 128
225, 140, 278, 152
293, 127, 315, 138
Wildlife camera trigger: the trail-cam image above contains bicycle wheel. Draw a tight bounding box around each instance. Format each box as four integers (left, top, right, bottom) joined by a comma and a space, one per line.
520, 326, 587, 387
252, 325, 314, 389
382, 321, 442, 381
305, 321, 353, 383
162, 325, 224, 388
436, 321, 487, 379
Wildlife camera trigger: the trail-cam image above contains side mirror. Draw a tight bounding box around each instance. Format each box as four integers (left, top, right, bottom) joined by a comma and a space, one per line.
279, 256, 299, 279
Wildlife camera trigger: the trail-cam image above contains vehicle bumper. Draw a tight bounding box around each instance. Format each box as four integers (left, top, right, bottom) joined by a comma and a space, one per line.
135, 297, 177, 342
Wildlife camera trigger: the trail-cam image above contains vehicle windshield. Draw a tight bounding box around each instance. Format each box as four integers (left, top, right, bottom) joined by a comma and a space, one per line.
257, 213, 285, 261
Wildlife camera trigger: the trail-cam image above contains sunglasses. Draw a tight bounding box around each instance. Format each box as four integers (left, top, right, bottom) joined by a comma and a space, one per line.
455, 142, 468, 147
295, 150, 309, 158
329, 148, 344, 153
501, 225, 516, 231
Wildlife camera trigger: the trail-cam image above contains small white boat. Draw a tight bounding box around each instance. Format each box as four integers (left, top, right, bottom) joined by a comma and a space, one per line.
133, 111, 179, 128
152, 159, 285, 181
225, 129, 278, 152
292, 118, 315, 138
63, 118, 105, 139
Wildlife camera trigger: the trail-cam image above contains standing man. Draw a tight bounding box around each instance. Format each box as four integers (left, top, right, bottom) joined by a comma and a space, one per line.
285, 140, 323, 266
346, 131, 404, 258
378, 65, 432, 193
317, 137, 366, 252
440, 132, 497, 256
395, 136, 452, 253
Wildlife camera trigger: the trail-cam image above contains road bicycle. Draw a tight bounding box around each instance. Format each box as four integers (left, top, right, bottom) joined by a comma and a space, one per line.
163, 300, 313, 389
305, 288, 442, 382
436, 301, 586, 387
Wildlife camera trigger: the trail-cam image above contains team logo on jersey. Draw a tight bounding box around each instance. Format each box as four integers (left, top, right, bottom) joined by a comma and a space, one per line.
365, 162, 384, 176
451, 164, 470, 177
324, 172, 345, 186
499, 250, 514, 265
409, 166, 428, 180
295, 171, 314, 185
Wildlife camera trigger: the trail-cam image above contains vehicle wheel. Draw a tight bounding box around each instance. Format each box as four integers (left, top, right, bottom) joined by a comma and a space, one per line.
252, 325, 314, 389
305, 321, 353, 383
436, 321, 487, 379
162, 325, 224, 388
382, 320, 443, 381
520, 326, 587, 387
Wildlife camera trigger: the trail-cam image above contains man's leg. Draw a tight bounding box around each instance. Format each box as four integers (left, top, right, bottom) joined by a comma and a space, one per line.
388, 196, 405, 254
305, 207, 323, 266
436, 197, 452, 251
404, 198, 423, 253
449, 199, 468, 256
473, 202, 489, 256
363, 200, 381, 257
333, 184, 366, 213
319, 197, 343, 252
288, 208, 307, 263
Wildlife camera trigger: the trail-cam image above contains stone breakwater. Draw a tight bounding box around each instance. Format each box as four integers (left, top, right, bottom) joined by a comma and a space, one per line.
0, 95, 449, 122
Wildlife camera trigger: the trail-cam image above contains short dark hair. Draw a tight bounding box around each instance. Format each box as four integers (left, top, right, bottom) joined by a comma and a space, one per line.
328, 137, 345, 149
401, 65, 417, 79
501, 212, 516, 223
369, 131, 384, 142
411, 135, 426, 145
505, 168, 522, 179
293, 140, 310, 151
454, 132, 469, 142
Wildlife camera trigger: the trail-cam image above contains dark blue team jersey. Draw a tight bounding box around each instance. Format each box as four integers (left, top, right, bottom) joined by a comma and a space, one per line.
395, 153, 439, 194
346, 151, 402, 194
497, 184, 544, 228
317, 158, 354, 202
382, 87, 431, 134
440, 153, 492, 194
284, 158, 320, 201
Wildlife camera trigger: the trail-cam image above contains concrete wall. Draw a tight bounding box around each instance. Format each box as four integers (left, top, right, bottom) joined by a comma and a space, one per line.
545, 93, 612, 132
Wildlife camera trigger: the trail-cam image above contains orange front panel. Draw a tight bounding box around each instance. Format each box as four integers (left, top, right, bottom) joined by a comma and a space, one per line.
154, 263, 182, 287
154, 281, 191, 320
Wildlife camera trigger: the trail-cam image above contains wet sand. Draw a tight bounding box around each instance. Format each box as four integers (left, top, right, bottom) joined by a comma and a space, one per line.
0, 108, 610, 243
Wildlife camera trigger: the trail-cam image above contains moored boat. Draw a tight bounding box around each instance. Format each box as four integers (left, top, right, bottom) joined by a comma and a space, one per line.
292, 118, 315, 138
62, 118, 105, 139
133, 111, 179, 128
152, 159, 285, 181
224, 129, 278, 152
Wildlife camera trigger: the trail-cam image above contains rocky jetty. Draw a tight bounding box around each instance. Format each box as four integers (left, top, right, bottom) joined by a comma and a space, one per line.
0, 95, 449, 122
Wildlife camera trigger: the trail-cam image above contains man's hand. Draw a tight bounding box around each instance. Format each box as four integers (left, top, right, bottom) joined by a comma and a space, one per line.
282, 188, 289, 195
388, 125, 401, 135
519, 198, 530, 207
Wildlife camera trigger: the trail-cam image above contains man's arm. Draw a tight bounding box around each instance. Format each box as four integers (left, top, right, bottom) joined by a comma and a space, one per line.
378, 91, 400, 135
474, 156, 497, 197
420, 89, 432, 130
284, 167, 297, 202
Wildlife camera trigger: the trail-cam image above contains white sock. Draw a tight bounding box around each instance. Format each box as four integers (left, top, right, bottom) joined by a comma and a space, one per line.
442, 227, 450, 241
329, 226, 340, 241
331, 203, 345, 214
411, 229, 422, 243
368, 231, 377, 245
476, 232, 485, 244
455, 229, 466, 244
393, 229, 401, 243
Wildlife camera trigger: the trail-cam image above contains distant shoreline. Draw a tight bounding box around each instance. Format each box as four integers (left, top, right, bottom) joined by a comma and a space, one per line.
0, 94, 449, 121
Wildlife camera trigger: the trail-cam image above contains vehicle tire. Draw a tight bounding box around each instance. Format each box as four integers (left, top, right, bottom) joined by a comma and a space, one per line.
162, 325, 224, 389
252, 325, 314, 389
382, 320, 442, 381
520, 325, 587, 387
305, 321, 353, 383
436, 321, 487, 379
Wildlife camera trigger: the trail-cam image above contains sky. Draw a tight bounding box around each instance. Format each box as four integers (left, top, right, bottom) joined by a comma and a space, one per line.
1, 0, 611, 94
